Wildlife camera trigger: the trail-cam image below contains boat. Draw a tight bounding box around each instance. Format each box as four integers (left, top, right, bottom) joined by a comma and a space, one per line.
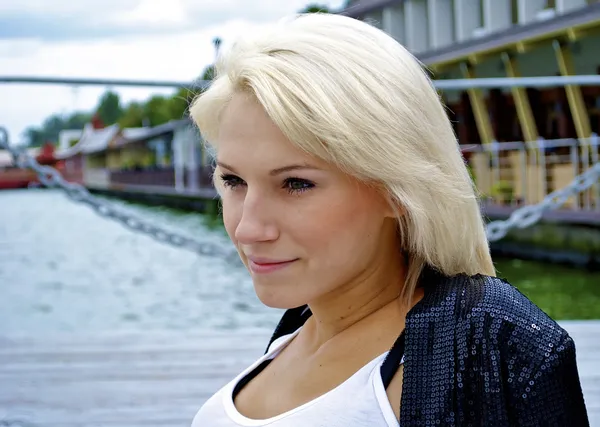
0, 143, 59, 190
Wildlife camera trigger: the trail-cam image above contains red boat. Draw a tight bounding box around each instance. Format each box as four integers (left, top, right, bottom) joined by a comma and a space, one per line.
0, 143, 60, 190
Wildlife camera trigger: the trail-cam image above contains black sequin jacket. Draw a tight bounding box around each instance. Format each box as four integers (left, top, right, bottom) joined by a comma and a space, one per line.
265, 267, 590, 426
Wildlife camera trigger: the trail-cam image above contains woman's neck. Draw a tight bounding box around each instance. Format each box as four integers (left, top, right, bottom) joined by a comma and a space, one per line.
302, 251, 411, 352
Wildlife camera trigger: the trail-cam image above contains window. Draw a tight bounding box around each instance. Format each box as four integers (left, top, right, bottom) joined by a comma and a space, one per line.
546, 0, 556, 8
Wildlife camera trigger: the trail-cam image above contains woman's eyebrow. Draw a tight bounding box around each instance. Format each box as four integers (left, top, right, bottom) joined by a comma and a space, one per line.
216, 161, 321, 176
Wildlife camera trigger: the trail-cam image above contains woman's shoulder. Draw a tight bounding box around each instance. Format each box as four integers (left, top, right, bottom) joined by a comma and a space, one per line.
441, 272, 562, 328
418, 271, 574, 364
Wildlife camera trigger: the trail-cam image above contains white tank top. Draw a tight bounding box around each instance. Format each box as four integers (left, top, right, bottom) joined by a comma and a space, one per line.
191, 328, 401, 427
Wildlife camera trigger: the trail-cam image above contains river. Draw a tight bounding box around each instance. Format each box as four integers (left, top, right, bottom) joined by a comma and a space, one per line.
1, 189, 599, 337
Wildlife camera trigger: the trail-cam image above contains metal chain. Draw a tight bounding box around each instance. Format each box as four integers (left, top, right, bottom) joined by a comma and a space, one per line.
485, 162, 600, 241
1, 127, 599, 246
0, 127, 239, 262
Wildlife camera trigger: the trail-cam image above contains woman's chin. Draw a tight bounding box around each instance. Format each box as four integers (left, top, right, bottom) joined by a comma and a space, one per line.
252, 282, 308, 310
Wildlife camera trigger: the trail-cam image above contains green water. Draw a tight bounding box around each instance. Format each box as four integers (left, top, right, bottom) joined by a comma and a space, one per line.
495, 258, 600, 320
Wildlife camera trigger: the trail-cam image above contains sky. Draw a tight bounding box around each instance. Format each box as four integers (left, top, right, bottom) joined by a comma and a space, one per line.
0, 0, 346, 145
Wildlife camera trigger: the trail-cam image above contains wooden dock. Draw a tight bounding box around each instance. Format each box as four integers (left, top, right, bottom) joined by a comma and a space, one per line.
1, 322, 598, 427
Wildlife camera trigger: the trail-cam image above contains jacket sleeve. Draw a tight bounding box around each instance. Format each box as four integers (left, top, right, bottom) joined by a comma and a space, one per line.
509, 330, 590, 427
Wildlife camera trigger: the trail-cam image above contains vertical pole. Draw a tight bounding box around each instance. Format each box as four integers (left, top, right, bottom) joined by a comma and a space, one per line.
460, 62, 495, 145
501, 53, 538, 142
591, 133, 600, 210
501, 52, 541, 205
552, 40, 591, 139
553, 39, 592, 208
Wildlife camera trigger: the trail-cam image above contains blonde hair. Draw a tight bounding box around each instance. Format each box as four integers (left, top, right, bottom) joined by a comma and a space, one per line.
189, 13, 495, 299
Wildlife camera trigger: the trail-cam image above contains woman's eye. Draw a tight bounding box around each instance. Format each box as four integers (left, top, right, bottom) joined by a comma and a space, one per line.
220, 173, 245, 189
283, 178, 315, 194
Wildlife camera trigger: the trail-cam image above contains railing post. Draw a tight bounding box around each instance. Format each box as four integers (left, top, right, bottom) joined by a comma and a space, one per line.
538, 137, 548, 202
591, 132, 600, 211
570, 139, 581, 210
519, 142, 527, 205
490, 139, 502, 185
578, 136, 590, 210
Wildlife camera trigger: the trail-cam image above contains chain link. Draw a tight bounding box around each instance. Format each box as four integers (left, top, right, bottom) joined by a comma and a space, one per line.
0, 127, 239, 262
1, 126, 599, 247
485, 162, 600, 241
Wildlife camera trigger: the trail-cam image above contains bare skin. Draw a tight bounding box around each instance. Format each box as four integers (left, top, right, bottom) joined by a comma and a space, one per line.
233, 291, 422, 421
215, 92, 423, 422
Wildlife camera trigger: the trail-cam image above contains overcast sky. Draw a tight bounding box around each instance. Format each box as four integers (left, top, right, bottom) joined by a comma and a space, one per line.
0, 0, 346, 145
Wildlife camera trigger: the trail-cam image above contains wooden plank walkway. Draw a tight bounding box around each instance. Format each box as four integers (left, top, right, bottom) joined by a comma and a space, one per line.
0, 322, 598, 427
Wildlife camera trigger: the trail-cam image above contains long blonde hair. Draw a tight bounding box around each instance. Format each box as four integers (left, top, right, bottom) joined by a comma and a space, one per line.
189, 13, 495, 300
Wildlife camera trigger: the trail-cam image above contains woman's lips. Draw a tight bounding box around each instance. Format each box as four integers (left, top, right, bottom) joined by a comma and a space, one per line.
247, 257, 298, 274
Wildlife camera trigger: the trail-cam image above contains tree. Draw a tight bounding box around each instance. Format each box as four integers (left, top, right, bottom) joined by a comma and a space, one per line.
213, 37, 222, 60
201, 64, 216, 81
96, 90, 123, 125
144, 95, 173, 126
23, 127, 45, 147
23, 111, 92, 147
168, 87, 196, 120
118, 102, 145, 128
25, 78, 200, 142
63, 112, 91, 129
300, 3, 330, 13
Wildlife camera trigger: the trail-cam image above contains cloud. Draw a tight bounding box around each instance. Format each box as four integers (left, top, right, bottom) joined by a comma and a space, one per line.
0, 1, 346, 144
0, 19, 245, 144
0, 0, 346, 41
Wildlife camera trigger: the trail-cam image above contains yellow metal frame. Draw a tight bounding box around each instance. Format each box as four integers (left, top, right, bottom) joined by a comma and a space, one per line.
552, 39, 594, 207
501, 53, 539, 142
460, 62, 494, 145
552, 40, 592, 140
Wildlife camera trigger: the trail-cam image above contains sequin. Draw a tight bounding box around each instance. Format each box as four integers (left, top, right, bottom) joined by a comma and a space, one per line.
264, 266, 590, 426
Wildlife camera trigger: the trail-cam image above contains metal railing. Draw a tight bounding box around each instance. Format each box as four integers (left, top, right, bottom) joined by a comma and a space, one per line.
462, 134, 600, 211
2, 74, 600, 91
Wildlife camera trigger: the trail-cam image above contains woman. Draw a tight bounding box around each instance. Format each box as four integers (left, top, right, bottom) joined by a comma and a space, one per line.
189, 12, 589, 427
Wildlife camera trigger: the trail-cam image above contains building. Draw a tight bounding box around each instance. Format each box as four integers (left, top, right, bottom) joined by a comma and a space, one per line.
341, 0, 600, 209
55, 119, 214, 195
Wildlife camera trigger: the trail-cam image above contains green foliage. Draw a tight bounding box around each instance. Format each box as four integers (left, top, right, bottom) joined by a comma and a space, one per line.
24, 111, 92, 147
170, 87, 196, 119
143, 95, 172, 126
201, 64, 216, 82
65, 112, 93, 128
118, 102, 145, 128
300, 3, 330, 13
96, 91, 123, 125
491, 180, 514, 204
115, 87, 197, 128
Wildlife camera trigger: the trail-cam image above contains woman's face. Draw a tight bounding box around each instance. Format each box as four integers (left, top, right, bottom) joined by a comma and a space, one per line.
215, 92, 397, 309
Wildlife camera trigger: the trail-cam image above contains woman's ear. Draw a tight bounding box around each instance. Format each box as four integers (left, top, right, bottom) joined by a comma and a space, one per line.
379, 189, 405, 220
